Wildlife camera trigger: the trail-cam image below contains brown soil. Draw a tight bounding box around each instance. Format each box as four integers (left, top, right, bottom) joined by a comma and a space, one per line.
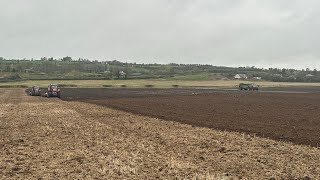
60, 87, 320, 100
60, 88, 231, 100
1, 89, 320, 179
60, 88, 320, 147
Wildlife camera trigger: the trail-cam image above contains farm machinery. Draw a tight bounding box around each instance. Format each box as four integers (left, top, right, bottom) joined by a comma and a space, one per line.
45, 84, 61, 98
239, 83, 259, 91
29, 86, 41, 96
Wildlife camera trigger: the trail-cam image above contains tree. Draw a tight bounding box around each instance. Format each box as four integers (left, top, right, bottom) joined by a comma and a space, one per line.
110, 67, 119, 79
62, 56, 72, 62
313, 69, 318, 75
16, 64, 23, 72
5, 65, 11, 72
40, 57, 48, 61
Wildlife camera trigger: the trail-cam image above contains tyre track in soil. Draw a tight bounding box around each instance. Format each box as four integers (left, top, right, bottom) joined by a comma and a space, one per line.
0, 89, 20, 104
1, 89, 320, 179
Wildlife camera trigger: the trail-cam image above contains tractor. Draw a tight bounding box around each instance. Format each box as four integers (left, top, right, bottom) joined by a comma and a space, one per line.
46, 84, 61, 98
239, 83, 259, 91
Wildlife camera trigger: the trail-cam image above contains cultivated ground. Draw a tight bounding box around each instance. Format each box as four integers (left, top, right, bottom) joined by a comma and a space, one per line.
1, 89, 320, 179
61, 87, 320, 147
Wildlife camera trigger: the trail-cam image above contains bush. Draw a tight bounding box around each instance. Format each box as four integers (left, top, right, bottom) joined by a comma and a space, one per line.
172, 84, 179, 88
120, 85, 127, 88
145, 84, 154, 88
59, 84, 77, 87
103, 85, 113, 87
5, 74, 21, 80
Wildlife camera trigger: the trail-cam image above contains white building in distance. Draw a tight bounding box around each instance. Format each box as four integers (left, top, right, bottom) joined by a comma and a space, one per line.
234, 74, 248, 79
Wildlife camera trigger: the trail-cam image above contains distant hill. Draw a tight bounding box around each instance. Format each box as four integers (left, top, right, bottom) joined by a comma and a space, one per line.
0, 58, 319, 82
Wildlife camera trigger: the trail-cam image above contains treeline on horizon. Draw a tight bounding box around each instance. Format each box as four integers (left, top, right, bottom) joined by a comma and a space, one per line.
0, 56, 319, 82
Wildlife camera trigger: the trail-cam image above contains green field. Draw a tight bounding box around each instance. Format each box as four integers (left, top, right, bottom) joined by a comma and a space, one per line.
2, 79, 320, 89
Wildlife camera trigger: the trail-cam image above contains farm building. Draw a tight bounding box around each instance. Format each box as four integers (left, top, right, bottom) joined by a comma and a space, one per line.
119, 71, 126, 76
234, 74, 248, 79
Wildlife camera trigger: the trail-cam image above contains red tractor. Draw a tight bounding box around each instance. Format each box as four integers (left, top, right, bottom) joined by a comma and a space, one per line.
46, 84, 61, 98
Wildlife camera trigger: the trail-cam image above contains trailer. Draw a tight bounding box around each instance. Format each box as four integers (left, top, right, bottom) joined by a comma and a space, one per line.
29, 86, 41, 96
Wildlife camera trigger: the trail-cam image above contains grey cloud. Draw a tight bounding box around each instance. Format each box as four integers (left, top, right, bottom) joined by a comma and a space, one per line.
0, 0, 320, 69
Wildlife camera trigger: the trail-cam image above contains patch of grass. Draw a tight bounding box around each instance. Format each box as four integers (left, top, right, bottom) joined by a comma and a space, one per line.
103, 85, 113, 88
1, 79, 320, 89
0, 85, 28, 88
58, 84, 78, 88
145, 85, 154, 88
120, 85, 127, 88
171, 73, 211, 81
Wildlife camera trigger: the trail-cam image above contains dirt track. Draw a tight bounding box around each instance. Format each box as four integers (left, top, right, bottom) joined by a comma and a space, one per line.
61, 88, 320, 147
1, 89, 320, 179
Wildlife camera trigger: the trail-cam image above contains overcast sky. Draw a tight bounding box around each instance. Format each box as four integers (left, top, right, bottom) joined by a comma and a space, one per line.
0, 0, 319, 69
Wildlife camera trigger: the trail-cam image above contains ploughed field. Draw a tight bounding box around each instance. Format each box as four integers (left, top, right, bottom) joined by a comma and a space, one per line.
61, 88, 320, 147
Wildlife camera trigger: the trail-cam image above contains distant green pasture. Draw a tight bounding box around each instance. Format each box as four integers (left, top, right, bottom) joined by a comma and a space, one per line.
1, 79, 320, 89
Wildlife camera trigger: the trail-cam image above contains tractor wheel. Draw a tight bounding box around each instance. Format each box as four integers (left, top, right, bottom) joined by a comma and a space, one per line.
57, 93, 61, 98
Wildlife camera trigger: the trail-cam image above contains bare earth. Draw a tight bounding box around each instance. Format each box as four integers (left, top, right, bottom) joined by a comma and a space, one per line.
86, 92, 320, 147
1, 89, 320, 179
61, 88, 320, 147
